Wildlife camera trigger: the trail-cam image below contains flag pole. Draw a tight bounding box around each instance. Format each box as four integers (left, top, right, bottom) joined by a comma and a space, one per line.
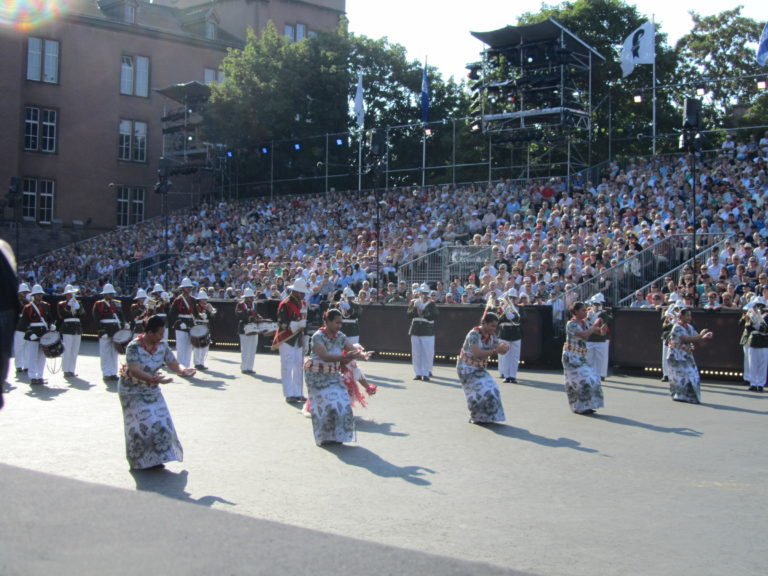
652, 15, 657, 156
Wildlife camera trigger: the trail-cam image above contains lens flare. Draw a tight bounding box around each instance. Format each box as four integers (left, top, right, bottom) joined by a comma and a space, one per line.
0, 1, 73, 31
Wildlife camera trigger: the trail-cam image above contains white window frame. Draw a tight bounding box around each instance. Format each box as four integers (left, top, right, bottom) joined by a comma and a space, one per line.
117, 186, 145, 226
27, 37, 59, 83
24, 106, 57, 153
204, 68, 225, 84
205, 20, 217, 40
118, 119, 148, 162
21, 178, 55, 223
120, 54, 149, 97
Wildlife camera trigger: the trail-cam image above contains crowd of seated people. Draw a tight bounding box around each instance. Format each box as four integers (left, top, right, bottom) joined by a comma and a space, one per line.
16, 142, 768, 314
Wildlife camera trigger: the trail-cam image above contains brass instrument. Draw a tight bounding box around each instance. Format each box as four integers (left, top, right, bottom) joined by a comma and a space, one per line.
748, 305, 767, 333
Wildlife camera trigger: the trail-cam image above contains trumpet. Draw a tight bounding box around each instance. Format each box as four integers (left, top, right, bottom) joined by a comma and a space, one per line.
748, 306, 766, 333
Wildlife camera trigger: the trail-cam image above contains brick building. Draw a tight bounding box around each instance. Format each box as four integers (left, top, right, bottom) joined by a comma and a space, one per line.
0, 0, 344, 245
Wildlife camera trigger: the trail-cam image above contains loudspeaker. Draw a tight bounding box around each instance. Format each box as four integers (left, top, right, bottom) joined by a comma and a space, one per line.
683, 98, 701, 130
369, 129, 387, 156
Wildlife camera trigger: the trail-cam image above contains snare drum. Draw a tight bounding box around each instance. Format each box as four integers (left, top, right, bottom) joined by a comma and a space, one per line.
256, 321, 278, 335
243, 323, 260, 336
112, 329, 133, 354
40, 331, 64, 358
190, 324, 211, 348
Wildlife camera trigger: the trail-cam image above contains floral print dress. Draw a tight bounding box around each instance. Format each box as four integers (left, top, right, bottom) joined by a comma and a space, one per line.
304, 329, 355, 445
118, 337, 183, 469
666, 321, 701, 404
456, 327, 506, 423
562, 319, 604, 413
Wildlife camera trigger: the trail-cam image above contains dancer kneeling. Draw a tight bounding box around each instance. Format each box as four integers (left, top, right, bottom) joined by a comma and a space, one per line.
304, 309, 366, 446
457, 312, 509, 424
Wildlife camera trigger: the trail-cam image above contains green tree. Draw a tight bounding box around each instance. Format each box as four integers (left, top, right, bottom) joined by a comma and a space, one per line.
674, 7, 764, 129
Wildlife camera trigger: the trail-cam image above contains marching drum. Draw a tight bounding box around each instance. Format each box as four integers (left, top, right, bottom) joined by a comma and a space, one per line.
112, 329, 133, 354
256, 321, 278, 335
40, 331, 64, 358
243, 323, 260, 336
190, 324, 211, 348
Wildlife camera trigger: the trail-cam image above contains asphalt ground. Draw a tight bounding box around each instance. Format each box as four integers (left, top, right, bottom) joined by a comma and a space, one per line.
1, 341, 766, 576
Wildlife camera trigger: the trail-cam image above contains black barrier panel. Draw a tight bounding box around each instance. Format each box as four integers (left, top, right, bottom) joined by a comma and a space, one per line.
358, 304, 550, 362
612, 309, 742, 372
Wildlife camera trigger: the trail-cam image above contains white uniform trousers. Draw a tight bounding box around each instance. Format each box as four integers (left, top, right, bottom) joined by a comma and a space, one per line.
61, 333, 81, 374
175, 330, 192, 368
498, 338, 521, 378
743, 344, 751, 382
746, 346, 768, 387
14, 331, 27, 370
239, 333, 258, 372
279, 342, 304, 398
662, 342, 670, 378
411, 335, 434, 378
193, 343, 209, 367
26, 341, 46, 380
99, 334, 118, 377
586, 341, 609, 378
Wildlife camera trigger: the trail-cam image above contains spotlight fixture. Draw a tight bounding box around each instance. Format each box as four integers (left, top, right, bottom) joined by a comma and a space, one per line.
633, 94, 643, 103
758, 79, 767, 90
695, 86, 706, 96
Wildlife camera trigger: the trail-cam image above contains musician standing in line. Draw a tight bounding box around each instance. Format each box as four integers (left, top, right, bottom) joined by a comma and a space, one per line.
57, 284, 84, 378
92, 283, 127, 383
20, 284, 53, 385
585, 293, 611, 381
148, 283, 169, 341
14, 282, 31, 375
192, 289, 215, 370
744, 298, 768, 392
497, 288, 524, 383
338, 286, 362, 345
236, 287, 265, 374
739, 299, 754, 387
169, 277, 196, 368
130, 289, 149, 333
272, 278, 308, 403
408, 283, 439, 381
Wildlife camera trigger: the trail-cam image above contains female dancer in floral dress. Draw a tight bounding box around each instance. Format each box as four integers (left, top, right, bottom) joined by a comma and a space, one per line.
457, 312, 509, 424
666, 307, 713, 404
562, 302, 606, 415
118, 315, 195, 470
304, 309, 365, 446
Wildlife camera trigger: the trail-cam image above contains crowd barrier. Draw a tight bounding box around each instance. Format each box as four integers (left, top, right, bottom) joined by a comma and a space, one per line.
37, 297, 744, 379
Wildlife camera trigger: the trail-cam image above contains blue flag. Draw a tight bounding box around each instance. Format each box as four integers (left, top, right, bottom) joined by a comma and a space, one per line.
758, 22, 768, 66
420, 63, 429, 123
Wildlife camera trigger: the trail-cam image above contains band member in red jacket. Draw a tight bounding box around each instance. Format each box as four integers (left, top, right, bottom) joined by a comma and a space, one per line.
57, 283, 84, 378
273, 278, 308, 403
92, 283, 127, 383
20, 284, 53, 385
236, 287, 268, 374
169, 277, 196, 368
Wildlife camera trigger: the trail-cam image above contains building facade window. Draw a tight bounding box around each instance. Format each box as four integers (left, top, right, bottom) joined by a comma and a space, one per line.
284, 24, 294, 41
26, 37, 59, 83
296, 24, 307, 41
125, 3, 136, 24
120, 54, 149, 97
117, 186, 145, 226
24, 106, 57, 153
22, 178, 55, 224
205, 20, 217, 40
118, 119, 147, 162
204, 68, 225, 84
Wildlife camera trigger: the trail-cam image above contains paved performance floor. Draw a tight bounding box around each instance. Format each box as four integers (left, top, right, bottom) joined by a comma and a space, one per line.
1, 341, 765, 575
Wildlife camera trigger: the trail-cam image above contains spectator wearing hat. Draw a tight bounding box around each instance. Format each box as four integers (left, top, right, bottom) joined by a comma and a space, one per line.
272, 278, 309, 403
20, 284, 53, 385
497, 288, 525, 383
236, 287, 265, 374
14, 282, 31, 374
57, 284, 84, 377
92, 283, 127, 383
407, 283, 439, 381
169, 277, 197, 368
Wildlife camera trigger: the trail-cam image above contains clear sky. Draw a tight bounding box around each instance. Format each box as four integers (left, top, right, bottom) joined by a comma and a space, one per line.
345, 1, 766, 80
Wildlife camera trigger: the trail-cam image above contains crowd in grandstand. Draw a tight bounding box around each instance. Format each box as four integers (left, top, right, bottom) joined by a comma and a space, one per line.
16, 138, 768, 309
